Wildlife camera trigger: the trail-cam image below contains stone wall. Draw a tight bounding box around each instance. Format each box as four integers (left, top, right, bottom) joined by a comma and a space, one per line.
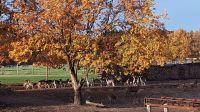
145, 63, 200, 81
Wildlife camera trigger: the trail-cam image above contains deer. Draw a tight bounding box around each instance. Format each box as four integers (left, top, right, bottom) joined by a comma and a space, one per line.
23, 80, 34, 90
106, 78, 115, 86
85, 77, 94, 87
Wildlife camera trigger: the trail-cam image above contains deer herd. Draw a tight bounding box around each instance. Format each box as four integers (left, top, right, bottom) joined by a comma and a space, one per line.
23, 75, 147, 90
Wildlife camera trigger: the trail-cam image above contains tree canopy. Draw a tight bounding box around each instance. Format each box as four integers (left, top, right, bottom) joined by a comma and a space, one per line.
190, 30, 200, 60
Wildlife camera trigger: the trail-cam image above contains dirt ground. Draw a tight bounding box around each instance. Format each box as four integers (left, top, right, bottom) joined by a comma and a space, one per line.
1, 83, 200, 112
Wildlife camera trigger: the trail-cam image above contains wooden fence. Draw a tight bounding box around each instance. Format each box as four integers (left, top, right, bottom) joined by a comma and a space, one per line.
0, 65, 66, 76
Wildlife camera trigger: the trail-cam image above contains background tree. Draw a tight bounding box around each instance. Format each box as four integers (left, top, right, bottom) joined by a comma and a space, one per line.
115, 27, 168, 75
190, 30, 200, 60
167, 29, 191, 62
111, 0, 167, 75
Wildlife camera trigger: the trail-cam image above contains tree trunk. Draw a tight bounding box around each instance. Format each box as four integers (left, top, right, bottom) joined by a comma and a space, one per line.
66, 54, 85, 105
85, 68, 90, 79
68, 65, 85, 105
74, 87, 83, 105
71, 76, 85, 105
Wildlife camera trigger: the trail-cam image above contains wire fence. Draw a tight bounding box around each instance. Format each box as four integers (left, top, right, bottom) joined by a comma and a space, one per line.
0, 65, 67, 76
0, 65, 95, 84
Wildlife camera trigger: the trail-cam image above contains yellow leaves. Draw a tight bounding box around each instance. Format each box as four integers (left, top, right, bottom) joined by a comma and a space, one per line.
9, 0, 190, 77
168, 29, 191, 60
0, 22, 14, 64
79, 0, 90, 7
90, 57, 112, 70
9, 42, 32, 63
85, 54, 93, 61
117, 27, 170, 74
118, 28, 191, 75
190, 30, 200, 58
142, 3, 151, 15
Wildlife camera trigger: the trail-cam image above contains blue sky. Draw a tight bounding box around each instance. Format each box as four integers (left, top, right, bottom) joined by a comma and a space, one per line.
155, 0, 200, 31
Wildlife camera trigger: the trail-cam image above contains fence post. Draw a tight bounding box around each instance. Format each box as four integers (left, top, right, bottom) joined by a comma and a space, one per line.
146, 105, 151, 112
32, 65, 34, 75
163, 104, 168, 112
17, 64, 19, 75
0, 66, 3, 75
46, 66, 48, 80
49, 67, 50, 76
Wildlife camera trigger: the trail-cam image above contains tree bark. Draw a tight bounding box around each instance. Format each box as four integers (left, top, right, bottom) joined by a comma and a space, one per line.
74, 87, 83, 105
71, 73, 85, 105
68, 62, 85, 105
84, 68, 90, 79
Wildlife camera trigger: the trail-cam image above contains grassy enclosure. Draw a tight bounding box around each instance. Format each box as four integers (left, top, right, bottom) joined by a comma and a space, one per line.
0, 65, 96, 84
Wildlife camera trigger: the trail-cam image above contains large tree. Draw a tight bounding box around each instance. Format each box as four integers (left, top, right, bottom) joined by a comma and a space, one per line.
11, 0, 104, 105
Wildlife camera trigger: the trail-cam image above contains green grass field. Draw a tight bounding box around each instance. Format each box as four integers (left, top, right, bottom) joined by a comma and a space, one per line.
0, 65, 95, 84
